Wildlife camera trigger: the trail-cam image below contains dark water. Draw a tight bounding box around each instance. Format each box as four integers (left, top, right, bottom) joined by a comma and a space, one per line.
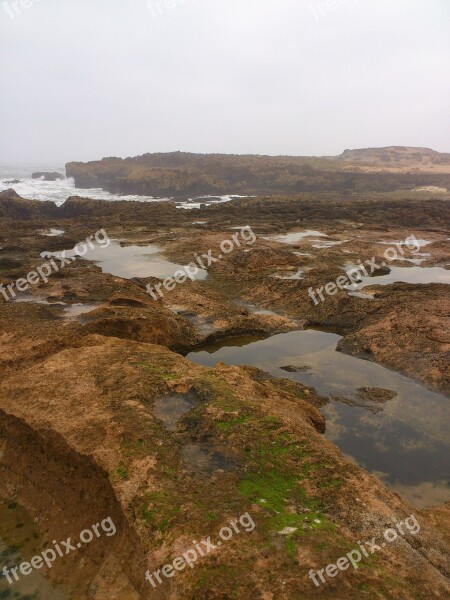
153, 392, 197, 431
185, 330, 450, 508
182, 444, 237, 472
153, 392, 237, 472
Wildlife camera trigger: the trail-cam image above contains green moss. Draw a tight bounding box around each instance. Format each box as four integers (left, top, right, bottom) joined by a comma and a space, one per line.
122, 368, 337, 567
123, 438, 147, 457
136, 361, 177, 381
233, 415, 336, 560
318, 477, 344, 490
284, 535, 298, 559
161, 465, 178, 477
192, 564, 252, 598
263, 415, 283, 426
245, 433, 309, 464
116, 465, 128, 480
215, 415, 252, 431
206, 511, 218, 522
139, 491, 181, 532
238, 470, 296, 512
202, 373, 239, 410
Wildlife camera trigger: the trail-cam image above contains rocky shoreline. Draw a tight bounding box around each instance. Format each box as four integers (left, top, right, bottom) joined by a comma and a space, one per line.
66, 149, 450, 198
0, 189, 449, 599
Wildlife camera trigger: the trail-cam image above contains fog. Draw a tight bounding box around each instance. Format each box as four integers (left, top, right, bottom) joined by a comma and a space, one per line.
0, 0, 449, 165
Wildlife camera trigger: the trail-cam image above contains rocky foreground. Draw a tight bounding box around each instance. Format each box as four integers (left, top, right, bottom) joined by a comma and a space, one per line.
0, 189, 449, 599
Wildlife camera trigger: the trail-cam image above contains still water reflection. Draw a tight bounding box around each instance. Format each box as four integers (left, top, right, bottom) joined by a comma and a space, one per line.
186, 330, 449, 508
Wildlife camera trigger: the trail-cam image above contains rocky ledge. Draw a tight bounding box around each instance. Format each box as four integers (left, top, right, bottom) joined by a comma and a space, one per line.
0, 191, 448, 599
66, 150, 450, 197
32, 171, 65, 181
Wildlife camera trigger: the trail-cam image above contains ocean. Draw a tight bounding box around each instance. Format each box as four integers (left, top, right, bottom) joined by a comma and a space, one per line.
0, 165, 243, 209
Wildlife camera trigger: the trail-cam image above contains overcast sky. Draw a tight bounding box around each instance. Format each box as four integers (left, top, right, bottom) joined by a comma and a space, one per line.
0, 0, 449, 165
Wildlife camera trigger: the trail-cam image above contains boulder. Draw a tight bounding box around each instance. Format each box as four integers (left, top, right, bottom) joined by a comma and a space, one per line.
32, 171, 65, 181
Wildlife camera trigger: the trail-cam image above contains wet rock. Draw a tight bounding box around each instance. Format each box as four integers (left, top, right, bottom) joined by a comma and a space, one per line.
153, 391, 197, 431
0, 188, 23, 199
0, 184, 449, 599
0, 257, 23, 270
370, 265, 391, 276
280, 365, 311, 373
32, 171, 65, 181
181, 443, 238, 472
356, 387, 397, 403
108, 296, 147, 308
332, 387, 397, 413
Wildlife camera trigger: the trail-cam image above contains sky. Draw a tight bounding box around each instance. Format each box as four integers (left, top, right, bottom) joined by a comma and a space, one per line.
0, 0, 449, 165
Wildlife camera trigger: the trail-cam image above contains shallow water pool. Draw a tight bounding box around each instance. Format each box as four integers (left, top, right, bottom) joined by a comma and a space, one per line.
45, 240, 207, 280
185, 329, 450, 508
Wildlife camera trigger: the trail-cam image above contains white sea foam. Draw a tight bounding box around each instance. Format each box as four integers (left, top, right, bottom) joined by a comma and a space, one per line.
0, 167, 245, 210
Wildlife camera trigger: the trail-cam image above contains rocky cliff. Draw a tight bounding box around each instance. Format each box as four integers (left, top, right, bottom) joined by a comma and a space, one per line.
66, 149, 450, 197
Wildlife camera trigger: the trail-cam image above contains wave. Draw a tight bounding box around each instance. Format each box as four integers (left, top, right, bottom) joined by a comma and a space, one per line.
0, 172, 242, 210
